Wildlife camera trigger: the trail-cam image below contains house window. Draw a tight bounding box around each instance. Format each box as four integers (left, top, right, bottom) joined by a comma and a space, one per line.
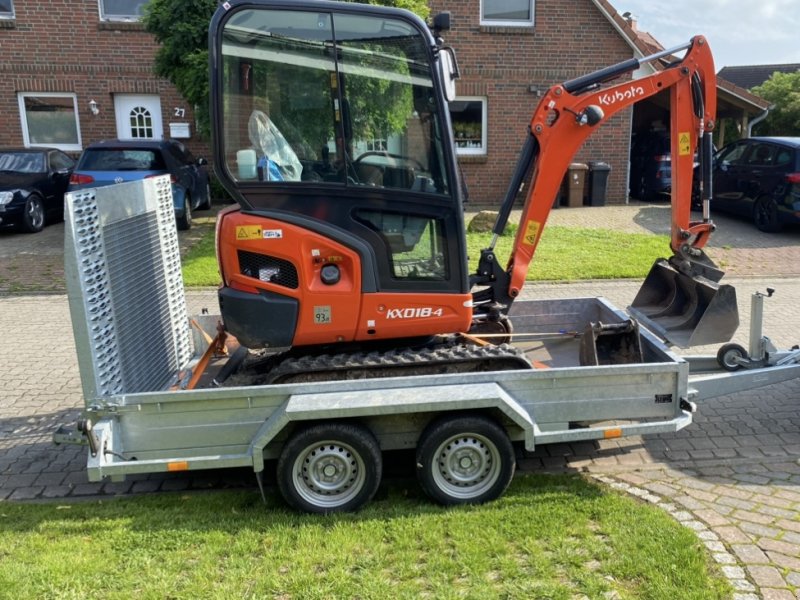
481, 0, 534, 26
99, 0, 149, 21
450, 98, 487, 156
129, 106, 154, 139
0, 0, 14, 18
18, 93, 82, 152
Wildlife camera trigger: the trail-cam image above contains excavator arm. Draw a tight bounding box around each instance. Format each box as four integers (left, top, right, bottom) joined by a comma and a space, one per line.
472, 37, 739, 348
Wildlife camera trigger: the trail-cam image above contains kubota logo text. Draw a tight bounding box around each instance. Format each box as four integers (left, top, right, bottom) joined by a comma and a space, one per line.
386, 307, 444, 319
598, 85, 645, 106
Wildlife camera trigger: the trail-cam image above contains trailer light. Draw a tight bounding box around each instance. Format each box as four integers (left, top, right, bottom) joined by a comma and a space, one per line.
604, 428, 622, 439
167, 461, 189, 472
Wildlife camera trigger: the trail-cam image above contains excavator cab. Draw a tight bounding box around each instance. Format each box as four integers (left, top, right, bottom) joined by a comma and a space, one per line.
209, 1, 473, 349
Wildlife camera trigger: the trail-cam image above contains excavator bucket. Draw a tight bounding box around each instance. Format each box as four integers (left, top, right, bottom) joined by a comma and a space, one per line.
628, 258, 739, 348
579, 320, 643, 366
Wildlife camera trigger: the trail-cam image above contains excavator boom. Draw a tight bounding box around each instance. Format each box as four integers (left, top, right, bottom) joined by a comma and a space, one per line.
473, 37, 739, 348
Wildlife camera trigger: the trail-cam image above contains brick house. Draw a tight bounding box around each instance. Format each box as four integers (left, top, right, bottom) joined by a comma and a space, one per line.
429, 0, 771, 208
0, 0, 209, 160
0, 0, 768, 208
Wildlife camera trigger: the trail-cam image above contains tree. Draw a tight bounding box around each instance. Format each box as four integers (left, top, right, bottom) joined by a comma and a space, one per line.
751, 71, 800, 136
143, 0, 430, 139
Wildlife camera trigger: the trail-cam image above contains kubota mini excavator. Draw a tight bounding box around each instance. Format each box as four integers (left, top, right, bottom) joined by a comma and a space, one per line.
208, 0, 739, 383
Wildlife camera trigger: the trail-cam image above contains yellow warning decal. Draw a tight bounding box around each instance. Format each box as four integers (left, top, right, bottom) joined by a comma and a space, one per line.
523, 220, 541, 246
236, 225, 262, 240
678, 132, 691, 156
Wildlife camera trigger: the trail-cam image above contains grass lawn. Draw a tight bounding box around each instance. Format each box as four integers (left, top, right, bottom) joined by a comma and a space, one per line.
182, 224, 669, 287
0, 474, 729, 599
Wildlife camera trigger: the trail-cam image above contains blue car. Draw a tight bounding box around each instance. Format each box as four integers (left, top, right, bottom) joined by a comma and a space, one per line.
69, 139, 211, 230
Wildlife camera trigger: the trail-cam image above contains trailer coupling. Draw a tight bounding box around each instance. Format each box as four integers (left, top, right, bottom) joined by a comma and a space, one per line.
53, 419, 100, 457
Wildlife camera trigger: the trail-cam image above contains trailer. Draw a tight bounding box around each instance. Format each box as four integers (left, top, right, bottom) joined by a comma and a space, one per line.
55, 179, 800, 513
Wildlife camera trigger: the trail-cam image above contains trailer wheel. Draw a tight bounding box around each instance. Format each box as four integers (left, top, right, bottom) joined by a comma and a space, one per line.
416, 414, 515, 506
717, 343, 747, 372
277, 422, 382, 514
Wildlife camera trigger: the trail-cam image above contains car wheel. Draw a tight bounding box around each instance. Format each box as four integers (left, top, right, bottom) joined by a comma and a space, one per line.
197, 183, 212, 210
416, 413, 515, 506
176, 195, 192, 231
276, 422, 382, 514
20, 195, 45, 233
753, 196, 782, 233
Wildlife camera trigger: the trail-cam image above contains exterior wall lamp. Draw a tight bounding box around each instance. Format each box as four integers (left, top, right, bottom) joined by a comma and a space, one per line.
89, 99, 99, 116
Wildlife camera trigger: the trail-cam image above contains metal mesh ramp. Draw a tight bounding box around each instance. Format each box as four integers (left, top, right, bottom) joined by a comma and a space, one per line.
65, 177, 192, 399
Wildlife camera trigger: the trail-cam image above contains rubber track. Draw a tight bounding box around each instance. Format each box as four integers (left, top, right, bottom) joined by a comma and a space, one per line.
233, 343, 532, 386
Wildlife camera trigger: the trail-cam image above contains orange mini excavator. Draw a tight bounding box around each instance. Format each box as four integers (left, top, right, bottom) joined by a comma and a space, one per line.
208, 0, 738, 382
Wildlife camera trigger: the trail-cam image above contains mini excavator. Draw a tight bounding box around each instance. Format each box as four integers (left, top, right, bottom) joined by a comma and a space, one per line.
208, 0, 738, 383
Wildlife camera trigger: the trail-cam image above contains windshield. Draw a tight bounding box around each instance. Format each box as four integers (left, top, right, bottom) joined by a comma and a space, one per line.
219, 8, 449, 195
0, 152, 45, 173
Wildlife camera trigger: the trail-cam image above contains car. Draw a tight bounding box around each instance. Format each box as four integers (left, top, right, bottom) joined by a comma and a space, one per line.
629, 130, 671, 201
69, 139, 212, 230
707, 137, 800, 232
0, 147, 75, 233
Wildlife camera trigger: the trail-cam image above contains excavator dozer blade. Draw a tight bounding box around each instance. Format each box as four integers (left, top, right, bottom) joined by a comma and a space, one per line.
628, 258, 739, 348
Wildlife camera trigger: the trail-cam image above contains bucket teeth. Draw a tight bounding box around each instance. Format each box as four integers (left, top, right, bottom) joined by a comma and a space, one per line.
629, 257, 739, 348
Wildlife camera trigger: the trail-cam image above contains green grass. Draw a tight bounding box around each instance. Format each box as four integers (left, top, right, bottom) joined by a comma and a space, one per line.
181, 228, 220, 287
467, 224, 669, 281
181, 225, 669, 287
0, 474, 729, 599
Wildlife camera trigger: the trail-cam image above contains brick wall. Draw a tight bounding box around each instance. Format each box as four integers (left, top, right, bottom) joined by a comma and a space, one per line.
429, 0, 633, 207
0, 0, 210, 161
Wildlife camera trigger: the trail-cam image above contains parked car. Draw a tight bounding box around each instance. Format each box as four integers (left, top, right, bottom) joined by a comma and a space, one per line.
0, 147, 75, 233
69, 139, 211, 230
706, 137, 800, 232
629, 130, 671, 201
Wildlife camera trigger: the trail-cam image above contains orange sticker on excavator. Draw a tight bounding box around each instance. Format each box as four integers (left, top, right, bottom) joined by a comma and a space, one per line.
523, 220, 541, 246
678, 132, 691, 156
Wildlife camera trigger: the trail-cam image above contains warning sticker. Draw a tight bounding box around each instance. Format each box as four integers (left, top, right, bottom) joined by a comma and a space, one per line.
523, 220, 541, 246
236, 225, 262, 240
263, 229, 283, 239
678, 132, 691, 156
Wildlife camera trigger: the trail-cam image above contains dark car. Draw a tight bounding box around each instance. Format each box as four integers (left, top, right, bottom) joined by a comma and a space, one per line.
69, 139, 211, 230
629, 130, 671, 201
708, 137, 800, 232
0, 148, 75, 233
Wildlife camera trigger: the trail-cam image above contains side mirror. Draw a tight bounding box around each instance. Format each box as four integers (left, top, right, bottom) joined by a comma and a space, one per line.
439, 47, 460, 103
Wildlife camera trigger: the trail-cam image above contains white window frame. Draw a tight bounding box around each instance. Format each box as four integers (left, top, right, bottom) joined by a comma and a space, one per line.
480, 0, 534, 27
98, 0, 148, 21
18, 93, 83, 152
0, 0, 14, 18
450, 97, 487, 157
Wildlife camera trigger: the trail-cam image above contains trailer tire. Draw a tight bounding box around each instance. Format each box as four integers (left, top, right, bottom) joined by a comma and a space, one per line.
277, 422, 382, 514
416, 414, 515, 506
717, 343, 747, 372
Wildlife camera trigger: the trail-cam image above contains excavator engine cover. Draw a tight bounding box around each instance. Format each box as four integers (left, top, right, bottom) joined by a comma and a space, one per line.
628, 258, 739, 348
579, 320, 643, 366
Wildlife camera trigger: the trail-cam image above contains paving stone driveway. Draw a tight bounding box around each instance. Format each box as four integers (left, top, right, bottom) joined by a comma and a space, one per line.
1, 202, 799, 598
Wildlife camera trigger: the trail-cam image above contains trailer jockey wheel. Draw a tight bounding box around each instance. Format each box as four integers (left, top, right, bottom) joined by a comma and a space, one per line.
277, 422, 382, 514
716, 343, 747, 372
416, 413, 515, 506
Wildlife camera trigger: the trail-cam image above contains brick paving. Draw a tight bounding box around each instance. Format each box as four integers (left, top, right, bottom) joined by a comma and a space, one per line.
1, 201, 799, 598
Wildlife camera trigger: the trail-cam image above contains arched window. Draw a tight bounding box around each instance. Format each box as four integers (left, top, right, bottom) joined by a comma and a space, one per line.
129, 106, 153, 139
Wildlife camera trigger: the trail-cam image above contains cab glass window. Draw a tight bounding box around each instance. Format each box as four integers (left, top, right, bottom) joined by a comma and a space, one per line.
219, 8, 450, 195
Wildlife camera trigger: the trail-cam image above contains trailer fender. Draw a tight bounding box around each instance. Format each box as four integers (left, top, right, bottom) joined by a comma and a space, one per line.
248, 382, 535, 472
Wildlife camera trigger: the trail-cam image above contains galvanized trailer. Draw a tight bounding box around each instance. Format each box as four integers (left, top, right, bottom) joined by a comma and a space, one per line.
57, 180, 800, 512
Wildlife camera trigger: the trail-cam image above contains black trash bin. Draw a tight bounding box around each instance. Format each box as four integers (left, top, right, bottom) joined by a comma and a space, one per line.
585, 161, 611, 206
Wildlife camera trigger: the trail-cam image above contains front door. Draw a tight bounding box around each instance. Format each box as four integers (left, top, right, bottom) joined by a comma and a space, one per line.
114, 94, 163, 140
